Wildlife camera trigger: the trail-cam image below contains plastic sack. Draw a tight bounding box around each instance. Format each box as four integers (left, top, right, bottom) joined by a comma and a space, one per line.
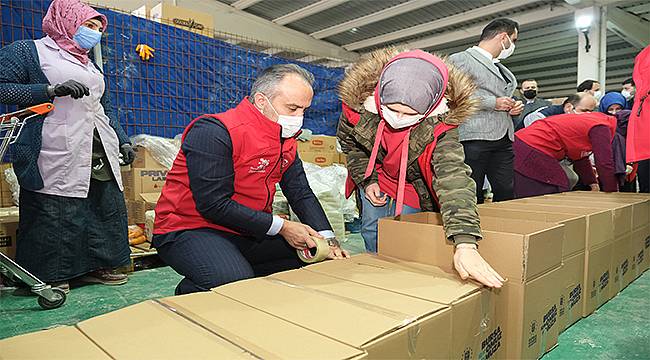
4, 167, 19, 206
130, 134, 181, 169
289, 162, 358, 241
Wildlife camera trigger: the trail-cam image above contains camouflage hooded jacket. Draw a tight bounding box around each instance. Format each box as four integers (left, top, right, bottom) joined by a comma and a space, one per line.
336, 47, 482, 240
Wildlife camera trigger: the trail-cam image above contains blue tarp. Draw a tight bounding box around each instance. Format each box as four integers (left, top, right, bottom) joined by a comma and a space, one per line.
1, 0, 344, 137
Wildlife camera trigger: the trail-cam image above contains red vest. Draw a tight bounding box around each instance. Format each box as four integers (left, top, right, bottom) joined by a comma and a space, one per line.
515, 112, 617, 161
154, 99, 297, 235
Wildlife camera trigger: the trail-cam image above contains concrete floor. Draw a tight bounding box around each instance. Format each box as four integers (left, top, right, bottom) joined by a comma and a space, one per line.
1, 233, 648, 359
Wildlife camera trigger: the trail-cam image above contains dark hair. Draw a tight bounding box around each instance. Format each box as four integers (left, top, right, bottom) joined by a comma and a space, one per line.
563, 93, 583, 107
520, 79, 537, 88
622, 78, 635, 86
577, 79, 599, 92
480, 18, 519, 41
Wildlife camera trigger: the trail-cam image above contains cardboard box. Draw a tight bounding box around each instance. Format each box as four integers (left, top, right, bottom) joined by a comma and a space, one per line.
494, 266, 562, 359
583, 242, 612, 315
0, 326, 111, 359
0, 217, 19, 259
150, 2, 213, 36
376, 213, 563, 358
549, 192, 650, 229
122, 169, 167, 201
558, 252, 585, 333
213, 262, 458, 359
301, 255, 502, 360
339, 152, 348, 165
127, 193, 161, 225
511, 197, 632, 241
299, 151, 340, 167
297, 135, 338, 153
478, 207, 586, 257
131, 146, 167, 169
482, 202, 613, 250
155, 294, 368, 360
378, 212, 563, 282
632, 224, 650, 275
610, 235, 633, 298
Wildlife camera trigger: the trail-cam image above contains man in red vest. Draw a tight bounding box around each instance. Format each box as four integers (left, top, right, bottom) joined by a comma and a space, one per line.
153, 64, 349, 295
514, 112, 619, 198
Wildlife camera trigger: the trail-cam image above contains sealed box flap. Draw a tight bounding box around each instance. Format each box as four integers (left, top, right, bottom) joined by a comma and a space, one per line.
478, 207, 586, 257
483, 202, 613, 248
160, 292, 366, 360
139, 192, 161, 205
305, 254, 481, 305
76, 301, 255, 359
270, 269, 447, 317
527, 198, 632, 237
212, 276, 430, 348
0, 326, 110, 359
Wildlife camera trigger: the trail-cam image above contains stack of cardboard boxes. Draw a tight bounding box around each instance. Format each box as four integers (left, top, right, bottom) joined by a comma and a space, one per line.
122, 146, 166, 225
298, 135, 346, 166
1, 254, 501, 359
2, 192, 648, 359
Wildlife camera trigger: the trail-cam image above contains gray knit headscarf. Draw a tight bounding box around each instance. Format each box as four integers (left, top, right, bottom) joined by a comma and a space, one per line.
379, 57, 445, 114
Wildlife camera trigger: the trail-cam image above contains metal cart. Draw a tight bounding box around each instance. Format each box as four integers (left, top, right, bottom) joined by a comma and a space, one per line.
0, 103, 67, 310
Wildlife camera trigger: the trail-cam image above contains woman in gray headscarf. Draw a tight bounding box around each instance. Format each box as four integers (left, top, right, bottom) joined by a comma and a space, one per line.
337, 48, 504, 288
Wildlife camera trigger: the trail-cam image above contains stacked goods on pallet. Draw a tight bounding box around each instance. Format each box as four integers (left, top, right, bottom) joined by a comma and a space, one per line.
297, 135, 346, 167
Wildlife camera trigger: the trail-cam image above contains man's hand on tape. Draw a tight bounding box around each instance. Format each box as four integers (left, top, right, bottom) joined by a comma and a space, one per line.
279, 220, 320, 250
325, 237, 350, 260
454, 243, 504, 288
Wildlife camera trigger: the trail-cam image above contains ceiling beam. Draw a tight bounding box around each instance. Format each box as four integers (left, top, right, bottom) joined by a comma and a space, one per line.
273, 0, 347, 26
343, 0, 541, 51
310, 0, 444, 39
509, 46, 637, 73
405, 5, 574, 51
520, 58, 633, 80
607, 7, 650, 48
262, 48, 284, 55
231, 0, 263, 10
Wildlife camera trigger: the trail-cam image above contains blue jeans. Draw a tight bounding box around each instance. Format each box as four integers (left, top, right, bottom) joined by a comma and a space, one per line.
359, 188, 420, 253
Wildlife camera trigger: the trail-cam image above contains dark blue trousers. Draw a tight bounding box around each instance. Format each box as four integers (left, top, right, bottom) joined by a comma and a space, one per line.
154, 228, 302, 295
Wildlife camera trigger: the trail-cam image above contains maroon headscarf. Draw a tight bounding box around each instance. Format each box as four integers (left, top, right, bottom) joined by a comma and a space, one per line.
42, 0, 107, 64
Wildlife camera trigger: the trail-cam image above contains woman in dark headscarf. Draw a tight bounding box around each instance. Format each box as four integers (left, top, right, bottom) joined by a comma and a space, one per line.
0, 0, 134, 293
338, 48, 504, 288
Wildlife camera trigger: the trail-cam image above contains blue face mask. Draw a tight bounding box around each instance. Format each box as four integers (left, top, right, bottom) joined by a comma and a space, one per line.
73, 25, 102, 49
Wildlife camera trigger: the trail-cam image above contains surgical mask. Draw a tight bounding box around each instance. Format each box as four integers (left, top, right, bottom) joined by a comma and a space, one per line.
497, 35, 515, 60
523, 89, 537, 100
621, 90, 632, 100
73, 25, 102, 50
593, 91, 603, 101
381, 106, 423, 129
260, 94, 303, 138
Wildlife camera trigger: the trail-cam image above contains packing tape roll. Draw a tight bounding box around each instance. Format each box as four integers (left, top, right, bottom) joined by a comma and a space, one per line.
297, 236, 330, 263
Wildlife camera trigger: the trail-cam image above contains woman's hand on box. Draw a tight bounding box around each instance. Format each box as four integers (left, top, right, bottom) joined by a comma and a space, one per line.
454, 244, 504, 288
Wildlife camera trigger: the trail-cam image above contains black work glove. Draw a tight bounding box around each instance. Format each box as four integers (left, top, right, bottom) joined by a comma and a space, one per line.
50, 80, 90, 99
119, 144, 135, 165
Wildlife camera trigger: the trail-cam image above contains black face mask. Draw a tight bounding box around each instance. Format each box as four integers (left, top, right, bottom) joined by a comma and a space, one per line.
523, 89, 537, 99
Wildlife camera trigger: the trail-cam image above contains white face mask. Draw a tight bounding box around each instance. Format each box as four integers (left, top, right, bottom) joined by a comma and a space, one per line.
593, 90, 603, 101
259, 94, 303, 138
621, 90, 632, 100
381, 106, 423, 129
498, 35, 515, 60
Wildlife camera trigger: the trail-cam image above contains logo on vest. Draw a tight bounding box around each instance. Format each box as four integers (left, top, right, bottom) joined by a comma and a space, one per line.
249, 158, 270, 173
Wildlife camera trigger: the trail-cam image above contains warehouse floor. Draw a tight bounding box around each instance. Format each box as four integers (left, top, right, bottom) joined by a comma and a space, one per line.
1, 234, 648, 359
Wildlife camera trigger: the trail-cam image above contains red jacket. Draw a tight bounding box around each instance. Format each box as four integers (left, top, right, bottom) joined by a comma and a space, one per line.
515, 112, 616, 161
154, 99, 297, 235
627, 45, 650, 162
